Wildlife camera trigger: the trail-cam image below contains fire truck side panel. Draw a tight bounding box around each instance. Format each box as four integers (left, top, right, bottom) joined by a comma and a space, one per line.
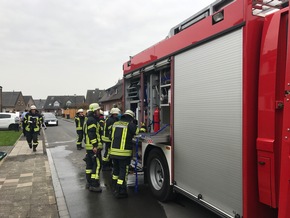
241, 4, 276, 218
173, 28, 243, 217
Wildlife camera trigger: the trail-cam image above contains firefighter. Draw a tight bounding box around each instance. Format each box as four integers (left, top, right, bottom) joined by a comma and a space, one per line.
99, 110, 105, 135
21, 109, 28, 136
75, 108, 85, 150
101, 107, 120, 171
139, 122, 147, 133
24, 105, 43, 152
110, 109, 139, 198
83, 103, 103, 192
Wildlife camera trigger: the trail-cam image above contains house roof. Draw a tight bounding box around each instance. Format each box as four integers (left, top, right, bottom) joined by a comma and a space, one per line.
2, 91, 22, 107
44, 95, 85, 110
23, 96, 33, 104
34, 99, 46, 110
99, 80, 123, 103
85, 88, 106, 104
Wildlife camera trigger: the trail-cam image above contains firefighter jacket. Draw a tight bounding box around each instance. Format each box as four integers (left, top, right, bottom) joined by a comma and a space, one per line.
75, 115, 85, 131
101, 116, 119, 143
99, 115, 105, 136
110, 116, 139, 158
24, 111, 43, 132
84, 112, 102, 151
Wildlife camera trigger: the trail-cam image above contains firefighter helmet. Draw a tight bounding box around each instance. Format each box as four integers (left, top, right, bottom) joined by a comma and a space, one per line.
30, 105, 37, 110
77, 109, 84, 113
110, 108, 120, 115
124, 109, 135, 118
100, 110, 104, 115
89, 103, 100, 112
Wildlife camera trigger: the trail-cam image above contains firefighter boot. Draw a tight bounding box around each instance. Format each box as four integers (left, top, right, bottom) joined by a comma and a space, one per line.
33, 145, 37, 152
111, 179, 117, 193
86, 174, 92, 189
89, 180, 102, 193
114, 185, 128, 199
28, 143, 32, 149
102, 161, 112, 171
77, 145, 81, 150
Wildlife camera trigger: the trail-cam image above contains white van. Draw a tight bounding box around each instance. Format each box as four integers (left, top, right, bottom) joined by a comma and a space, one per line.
0, 113, 20, 130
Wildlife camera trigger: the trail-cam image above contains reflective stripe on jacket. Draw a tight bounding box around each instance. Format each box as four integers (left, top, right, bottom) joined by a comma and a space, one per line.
84, 114, 101, 150
75, 115, 85, 131
102, 116, 119, 143
110, 117, 139, 157
24, 112, 42, 132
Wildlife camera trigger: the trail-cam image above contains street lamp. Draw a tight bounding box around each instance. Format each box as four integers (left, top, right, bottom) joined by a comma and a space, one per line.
74, 94, 76, 109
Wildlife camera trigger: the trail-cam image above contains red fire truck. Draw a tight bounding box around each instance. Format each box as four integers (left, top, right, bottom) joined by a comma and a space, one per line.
122, 0, 290, 217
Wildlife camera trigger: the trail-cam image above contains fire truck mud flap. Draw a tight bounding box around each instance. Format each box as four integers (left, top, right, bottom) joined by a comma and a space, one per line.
146, 148, 173, 202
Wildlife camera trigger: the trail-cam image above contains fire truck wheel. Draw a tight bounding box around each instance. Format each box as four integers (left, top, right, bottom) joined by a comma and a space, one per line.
147, 148, 172, 202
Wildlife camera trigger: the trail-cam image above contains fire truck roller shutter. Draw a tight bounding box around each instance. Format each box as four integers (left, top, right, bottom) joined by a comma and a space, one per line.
174, 28, 243, 217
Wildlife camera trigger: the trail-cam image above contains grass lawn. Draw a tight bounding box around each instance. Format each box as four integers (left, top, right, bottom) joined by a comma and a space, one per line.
0, 131, 22, 146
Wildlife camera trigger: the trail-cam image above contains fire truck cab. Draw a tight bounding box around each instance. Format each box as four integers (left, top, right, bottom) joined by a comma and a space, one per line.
123, 1, 290, 217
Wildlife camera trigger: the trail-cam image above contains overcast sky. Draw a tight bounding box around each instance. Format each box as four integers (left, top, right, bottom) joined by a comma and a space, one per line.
0, 0, 214, 99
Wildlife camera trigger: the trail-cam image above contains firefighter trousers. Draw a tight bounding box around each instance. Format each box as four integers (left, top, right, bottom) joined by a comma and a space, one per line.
76, 130, 84, 149
102, 142, 111, 163
22, 121, 26, 136
85, 150, 102, 187
112, 157, 131, 187
26, 131, 39, 149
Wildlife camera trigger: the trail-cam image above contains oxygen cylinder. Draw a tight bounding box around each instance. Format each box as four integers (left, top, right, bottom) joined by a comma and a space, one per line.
153, 107, 160, 132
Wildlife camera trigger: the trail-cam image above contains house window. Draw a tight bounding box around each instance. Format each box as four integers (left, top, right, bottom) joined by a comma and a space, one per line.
66, 100, 72, 107
54, 101, 60, 107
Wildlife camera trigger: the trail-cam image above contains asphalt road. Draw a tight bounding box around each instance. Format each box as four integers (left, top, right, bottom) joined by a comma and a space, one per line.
45, 119, 220, 218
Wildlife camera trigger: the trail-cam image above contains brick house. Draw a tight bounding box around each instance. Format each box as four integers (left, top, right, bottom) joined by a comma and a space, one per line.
2, 91, 26, 112
99, 80, 123, 113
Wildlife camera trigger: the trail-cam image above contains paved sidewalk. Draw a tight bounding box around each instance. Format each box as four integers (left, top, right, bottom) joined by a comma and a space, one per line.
0, 137, 59, 218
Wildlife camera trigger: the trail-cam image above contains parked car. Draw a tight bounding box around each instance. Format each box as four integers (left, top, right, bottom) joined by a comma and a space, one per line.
0, 112, 20, 130
42, 113, 58, 126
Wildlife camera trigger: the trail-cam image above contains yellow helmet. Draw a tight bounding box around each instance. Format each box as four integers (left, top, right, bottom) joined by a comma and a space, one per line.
89, 103, 100, 112
110, 108, 120, 115
124, 109, 135, 118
